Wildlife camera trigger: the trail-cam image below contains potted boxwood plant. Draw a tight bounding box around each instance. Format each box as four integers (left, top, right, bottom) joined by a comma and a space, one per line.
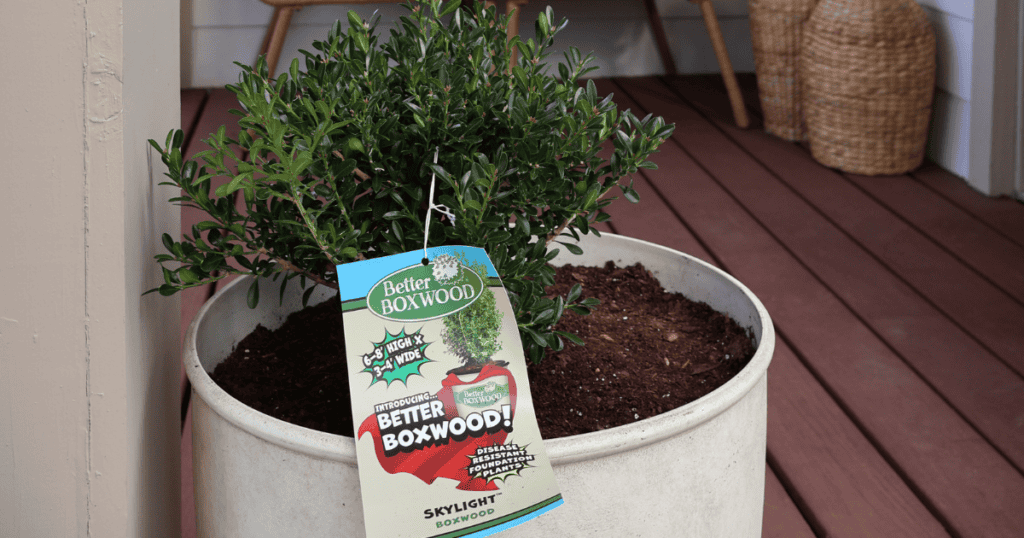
153, 1, 774, 536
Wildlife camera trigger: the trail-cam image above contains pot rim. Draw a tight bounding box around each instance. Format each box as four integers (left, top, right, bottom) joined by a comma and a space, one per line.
184, 233, 774, 464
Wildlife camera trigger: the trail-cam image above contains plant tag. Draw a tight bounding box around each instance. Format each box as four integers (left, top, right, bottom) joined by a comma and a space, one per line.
336, 246, 562, 538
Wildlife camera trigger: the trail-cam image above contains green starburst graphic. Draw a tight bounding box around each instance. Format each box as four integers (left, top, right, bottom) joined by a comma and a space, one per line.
361, 327, 432, 387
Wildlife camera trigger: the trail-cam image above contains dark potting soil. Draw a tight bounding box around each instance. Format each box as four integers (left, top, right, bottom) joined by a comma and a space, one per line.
527, 262, 755, 438
210, 262, 756, 439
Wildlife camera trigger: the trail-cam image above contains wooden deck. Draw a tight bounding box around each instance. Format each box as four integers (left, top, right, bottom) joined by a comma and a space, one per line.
177, 75, 1024, 538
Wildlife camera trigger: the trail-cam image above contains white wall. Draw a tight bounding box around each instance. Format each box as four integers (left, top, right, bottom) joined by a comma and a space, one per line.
185, 0, 755, 87
918, 0, 974, 181
184, 0, 1011, 190
914, 0, 1022, 197
0, 0, 181, 536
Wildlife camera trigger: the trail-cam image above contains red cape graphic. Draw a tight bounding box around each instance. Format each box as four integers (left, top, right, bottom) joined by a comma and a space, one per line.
358, 364, 518, 491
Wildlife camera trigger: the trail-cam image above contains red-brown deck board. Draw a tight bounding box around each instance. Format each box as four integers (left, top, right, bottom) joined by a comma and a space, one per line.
654, 76, 1024, 472
845, 171, 1024, 304
176, 76, 1024, 537
622, 76, 1024, 536
912, 164, 1024, 249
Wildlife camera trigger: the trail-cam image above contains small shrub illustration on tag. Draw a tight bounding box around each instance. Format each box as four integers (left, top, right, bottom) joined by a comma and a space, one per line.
336, 246, 562, 538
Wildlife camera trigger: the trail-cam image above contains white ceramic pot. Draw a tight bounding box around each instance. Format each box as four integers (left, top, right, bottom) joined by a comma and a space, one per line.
185, 233, 775, 537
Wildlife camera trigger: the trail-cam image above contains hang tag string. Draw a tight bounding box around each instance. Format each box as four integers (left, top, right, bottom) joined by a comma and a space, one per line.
422, 148, 456, 264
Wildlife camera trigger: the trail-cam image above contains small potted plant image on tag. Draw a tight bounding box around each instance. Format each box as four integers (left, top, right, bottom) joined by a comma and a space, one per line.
437, 255, 514, 425
337, 246, 562, 538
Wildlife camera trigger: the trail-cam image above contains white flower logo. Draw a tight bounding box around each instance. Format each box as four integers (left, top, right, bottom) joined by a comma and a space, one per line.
431, 254, 460, 283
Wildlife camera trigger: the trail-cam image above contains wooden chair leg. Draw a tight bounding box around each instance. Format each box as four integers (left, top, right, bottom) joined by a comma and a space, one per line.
642, 0, 677, 76
263, 6, 296, 78
506, 0, 528, 68
693, 0, 749, 128
259, 7, 282, 58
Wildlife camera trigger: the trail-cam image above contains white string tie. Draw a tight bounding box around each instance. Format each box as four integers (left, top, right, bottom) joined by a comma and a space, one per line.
422, 148, 455, 262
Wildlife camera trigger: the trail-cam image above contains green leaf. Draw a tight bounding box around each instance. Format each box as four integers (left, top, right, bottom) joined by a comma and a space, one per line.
535, 11, 549, 39
558, 241, 583, 255
391, 220, 404, 243
200, 254, 224, 273
161, 233, 175, 252
161, 266, 176, 286
487, 230, 511, 243
534, 308, 555, 325
582, 182, 601, 209
518, 215, 531, 236
278, 277, 290, 306
301, 285, 317, 308
341, 137, 365, 155
566, 283, 582, 304
439, 0, 461, 16
521, 327, 548, 348
246, 279, 260, 309
355, 32, 370, 54
527, 343, 544, 364
292, 151, 314, 176
553, 295, 565, 321
206, 228, 222, 246
622, 185, 639, 203
179, 268, 200, 285
216, 174, 248, 197
574, 214, 590, 234
234, 255, 254, 270
347, 10, 362, 29
556, 330, 584, 346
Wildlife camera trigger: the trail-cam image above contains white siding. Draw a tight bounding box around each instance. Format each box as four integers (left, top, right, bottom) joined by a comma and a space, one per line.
185, 0, 754, 87
916, 0, 972, 20
920, 2, 974, 179
927, 88, 971, 180
185, 0, 978, 184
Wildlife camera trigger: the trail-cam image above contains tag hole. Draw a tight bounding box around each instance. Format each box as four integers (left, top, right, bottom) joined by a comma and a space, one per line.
421, 257, 429, 266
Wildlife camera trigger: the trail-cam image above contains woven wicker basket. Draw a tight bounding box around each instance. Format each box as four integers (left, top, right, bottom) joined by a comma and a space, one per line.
801, 0, 936, 175
749, 0, 818, 141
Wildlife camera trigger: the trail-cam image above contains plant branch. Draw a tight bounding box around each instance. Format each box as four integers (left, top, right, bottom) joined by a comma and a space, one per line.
545, 216, 575, 246
258, 248, 340, 290
284, 187, 342, 267
332, 150, 371, 180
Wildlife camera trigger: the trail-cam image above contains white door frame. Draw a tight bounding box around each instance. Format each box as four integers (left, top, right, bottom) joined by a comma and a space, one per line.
969, 0, 1022, 197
